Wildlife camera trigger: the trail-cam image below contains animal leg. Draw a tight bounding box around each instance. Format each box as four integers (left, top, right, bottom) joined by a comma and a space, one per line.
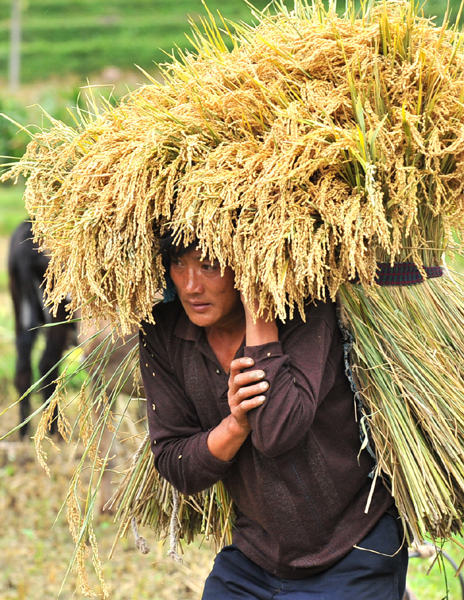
39, 316, 73, 435
14, 327, 38, 439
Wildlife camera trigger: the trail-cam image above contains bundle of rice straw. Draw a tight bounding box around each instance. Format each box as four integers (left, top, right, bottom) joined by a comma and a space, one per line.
4, 0, 464, 593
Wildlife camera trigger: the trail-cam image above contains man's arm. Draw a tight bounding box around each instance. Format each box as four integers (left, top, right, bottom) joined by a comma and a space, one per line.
242, 297, 279, 347
241, 301, 337, 458
141, 327, 234, 495
206, 299, 278, 462
208, 298, 336, 462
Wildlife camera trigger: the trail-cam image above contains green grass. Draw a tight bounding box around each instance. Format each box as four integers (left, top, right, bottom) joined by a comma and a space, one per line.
0, 0, 271, 83
407, 545, 464, 600
0, 290, 16, 402
0, 183, 26, 238
0, 182, 26, 292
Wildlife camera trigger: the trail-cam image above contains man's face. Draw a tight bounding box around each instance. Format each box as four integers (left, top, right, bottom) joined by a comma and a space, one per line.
170, 248, 243, 330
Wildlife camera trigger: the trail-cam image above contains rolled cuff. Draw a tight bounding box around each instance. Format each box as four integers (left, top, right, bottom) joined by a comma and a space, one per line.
192, 430, 235, 480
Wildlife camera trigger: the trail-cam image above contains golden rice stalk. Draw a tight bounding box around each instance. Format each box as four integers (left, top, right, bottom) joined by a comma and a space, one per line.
2, 0, 464, 331
18, 326, 144, 598
66, 475, 110, 599
338, 268, 464, 544
106, 434, 234, 559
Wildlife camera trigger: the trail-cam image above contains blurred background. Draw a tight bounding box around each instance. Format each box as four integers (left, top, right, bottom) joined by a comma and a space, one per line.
0, 1, 463, 599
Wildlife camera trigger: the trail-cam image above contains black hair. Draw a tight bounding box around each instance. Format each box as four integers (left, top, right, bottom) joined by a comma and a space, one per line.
160, 231, 199, 273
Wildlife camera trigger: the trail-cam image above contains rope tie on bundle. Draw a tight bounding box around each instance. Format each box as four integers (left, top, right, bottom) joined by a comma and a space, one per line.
131, 517, 150, 555
350, 263, 444, 286
129, 432, 151, 555
168, 488, 183, 563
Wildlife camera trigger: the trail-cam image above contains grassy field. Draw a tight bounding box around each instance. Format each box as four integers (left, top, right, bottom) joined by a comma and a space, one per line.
0, 439, 216, 600
0, 0, 271, 83
0, 183, 464, 599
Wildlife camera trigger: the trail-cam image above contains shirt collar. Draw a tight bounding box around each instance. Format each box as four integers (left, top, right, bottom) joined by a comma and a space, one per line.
174, 307, 202, 342
173, 305, 246, 364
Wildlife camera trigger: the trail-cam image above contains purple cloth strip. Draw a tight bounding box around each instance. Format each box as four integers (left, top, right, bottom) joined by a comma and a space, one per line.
350, 263, 443, 286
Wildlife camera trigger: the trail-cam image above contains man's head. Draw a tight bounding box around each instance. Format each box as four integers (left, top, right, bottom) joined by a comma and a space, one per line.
161, 234, 243, 330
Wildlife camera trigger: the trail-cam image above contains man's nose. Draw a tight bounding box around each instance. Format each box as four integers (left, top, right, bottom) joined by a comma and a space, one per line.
185, 268, 203, 294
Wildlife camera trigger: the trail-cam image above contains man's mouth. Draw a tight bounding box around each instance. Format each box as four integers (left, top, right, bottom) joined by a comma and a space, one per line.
187, 301, 211, 312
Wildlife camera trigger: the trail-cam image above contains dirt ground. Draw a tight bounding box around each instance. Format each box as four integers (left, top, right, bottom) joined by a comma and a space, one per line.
0, 433, 216, 600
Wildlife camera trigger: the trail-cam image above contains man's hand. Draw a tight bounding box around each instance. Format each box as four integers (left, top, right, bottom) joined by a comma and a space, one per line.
207, 357, 268, 462
228, 357, 268, 434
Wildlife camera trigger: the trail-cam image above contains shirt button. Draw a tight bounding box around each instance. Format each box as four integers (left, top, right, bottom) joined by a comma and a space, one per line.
215, 368, 221, 375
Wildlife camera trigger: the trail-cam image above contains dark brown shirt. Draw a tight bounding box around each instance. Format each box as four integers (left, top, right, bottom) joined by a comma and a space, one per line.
140, 298, 393, 579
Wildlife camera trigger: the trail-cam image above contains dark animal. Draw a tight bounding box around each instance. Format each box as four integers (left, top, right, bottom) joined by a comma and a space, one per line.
8, 221, 75, 439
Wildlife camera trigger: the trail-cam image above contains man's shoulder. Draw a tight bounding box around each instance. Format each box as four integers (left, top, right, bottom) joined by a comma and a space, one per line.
305, 297, 337, 323
141, 299, 183, 339
281, 298, 337, 328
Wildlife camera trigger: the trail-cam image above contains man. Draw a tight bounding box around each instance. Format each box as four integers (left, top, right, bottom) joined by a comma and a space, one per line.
139, 237, 408, 599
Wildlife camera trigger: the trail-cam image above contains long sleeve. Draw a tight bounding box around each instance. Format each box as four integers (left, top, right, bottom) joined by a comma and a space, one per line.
140, 327, 234, 495
244, 307, 336, 458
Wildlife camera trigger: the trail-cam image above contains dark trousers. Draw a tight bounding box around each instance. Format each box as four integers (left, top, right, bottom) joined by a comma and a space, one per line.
202, 513, 409, 599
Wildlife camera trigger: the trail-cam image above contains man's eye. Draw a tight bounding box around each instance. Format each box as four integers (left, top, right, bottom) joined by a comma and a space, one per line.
202, 263, 217, 271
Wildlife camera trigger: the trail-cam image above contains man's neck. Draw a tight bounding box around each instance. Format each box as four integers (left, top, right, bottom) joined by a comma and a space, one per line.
205, 317, 246, 373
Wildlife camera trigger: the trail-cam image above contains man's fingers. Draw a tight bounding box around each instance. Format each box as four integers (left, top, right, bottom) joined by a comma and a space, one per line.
234, 369, 266, 388
230, 357, 254, 376
231, 380, 269, 405
228, 358, 268, 419
228, 357, 258, 394
233, 396, 266, 416
238, 380, 269, 400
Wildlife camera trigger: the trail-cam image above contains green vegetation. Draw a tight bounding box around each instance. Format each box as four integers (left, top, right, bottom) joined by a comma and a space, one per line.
0, 0, 271, 83
0, 182, 25, 238
0, 290, 15, 400
0, 1, 272, 164
408, 546, 464, 600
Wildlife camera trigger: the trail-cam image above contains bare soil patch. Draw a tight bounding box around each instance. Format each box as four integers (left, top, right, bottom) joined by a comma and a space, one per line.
0, 437, 215, 599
